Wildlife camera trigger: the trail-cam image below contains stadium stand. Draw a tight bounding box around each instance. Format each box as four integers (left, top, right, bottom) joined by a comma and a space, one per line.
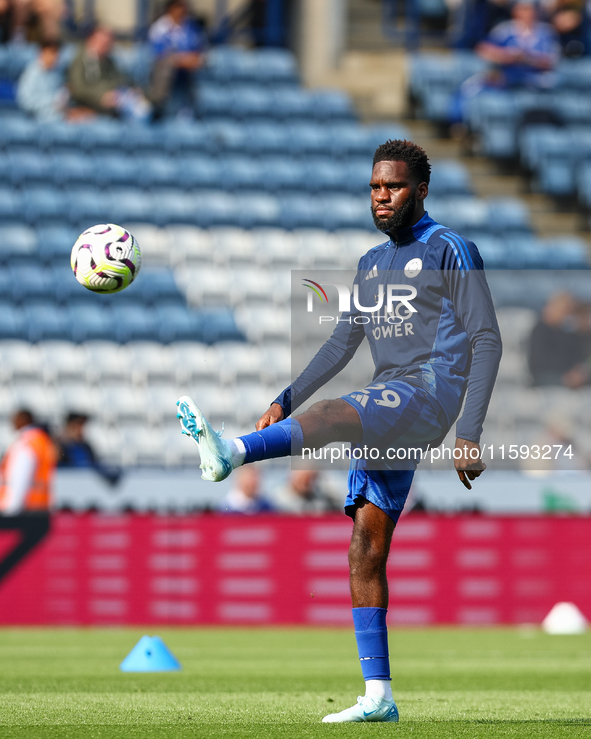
0, 40, 589, 486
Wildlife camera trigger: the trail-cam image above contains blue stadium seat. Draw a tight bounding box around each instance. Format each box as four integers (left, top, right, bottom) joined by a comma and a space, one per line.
80, 121, 124, 152
37, 122, 84, 151
344, 158, 371, 193
198, 85, 234, 116
304, 157, 347, 192
0, 302, 25, 339
66, 188, 110, 226
137, 154, 179, 188
481, 121, 518, 158
198, 307, 244, 343
538, 158, 576, 196
205, 46, 255, 83
205, 120, 247, 151
175, 155, 218, 189
0, 188, 21, 220
120, 125, 161, 153
577, 161, 591, 207
112, 43, 154, 88
251, 48, 299, 84
327, 123, 373, 157
366, 124, 412, 149
278, 193, 324, 229
0, 117, 38, 148
323, 195, 374, 231
259, 156, 307, 190
95, 154, 140, 187
151, 189, 194, 226
5, 151, 52, 185
311, 90, 355, 121
66, 302, 113, 342
138, 268, 184, 304
558, 57, 591, 90
231, 85, 275, 118
429, 160, 472, 196
37, 225, 78, 263
24, 301, 69, 341
0, 224, 37, 258
162, 121, 211, 153
487, 199, 531, 233
541, 237, 590, 268
219, 156, 266, 189
22, 186, 65, 224
273, 88, 316, 120
236, 193, 280, 228
7, 43, 37, 80
51, 152, 96, 186
242, 121, 290, 154
10, 264, 55, 302
155, 303, 201, 342
287, 123, 332, 155
114, 304, 157, 342
108, 188, 155, 224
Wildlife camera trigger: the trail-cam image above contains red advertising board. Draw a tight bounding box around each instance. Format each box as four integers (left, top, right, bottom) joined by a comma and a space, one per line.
0, 514, 588, 626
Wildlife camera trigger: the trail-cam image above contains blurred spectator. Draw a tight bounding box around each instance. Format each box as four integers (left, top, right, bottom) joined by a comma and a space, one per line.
0, 0, 63, 43
0, 0, 15, 42
218, 466, 274, 514
527, 292, 587, 385
273, 470, 340, 514
148, 0, 206, 116
453, 0, 513, 50
547, 0, 588, 56
57, 412, 121, 486
0, 408, 57, 584
475, 0, 560, 87
17, 39, 67, 120
68, 27, 152, 122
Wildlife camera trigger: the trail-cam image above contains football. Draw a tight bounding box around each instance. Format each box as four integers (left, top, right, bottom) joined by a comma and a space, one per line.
71, 223, 141, 294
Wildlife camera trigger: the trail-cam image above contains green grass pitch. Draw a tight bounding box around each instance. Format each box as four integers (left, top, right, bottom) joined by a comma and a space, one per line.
0, 627, 590, 738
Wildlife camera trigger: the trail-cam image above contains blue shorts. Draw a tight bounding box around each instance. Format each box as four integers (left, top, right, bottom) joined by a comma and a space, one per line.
341, 380, 449, 524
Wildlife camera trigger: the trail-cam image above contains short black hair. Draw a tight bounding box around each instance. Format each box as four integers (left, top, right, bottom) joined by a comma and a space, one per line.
14, 408, 34, 425
40, 38, 61, 51
65, 412, 89, 424
372, 139, 431, 185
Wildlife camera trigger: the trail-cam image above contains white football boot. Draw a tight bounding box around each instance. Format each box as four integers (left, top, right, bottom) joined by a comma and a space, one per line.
176, 395, 233, 481
322, 695, 399, 723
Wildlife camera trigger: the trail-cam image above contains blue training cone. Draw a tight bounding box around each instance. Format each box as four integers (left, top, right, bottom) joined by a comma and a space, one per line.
119, 635, 181, 672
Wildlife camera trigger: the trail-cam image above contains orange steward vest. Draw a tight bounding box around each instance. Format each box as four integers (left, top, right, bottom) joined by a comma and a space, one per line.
0, 427, 57, 512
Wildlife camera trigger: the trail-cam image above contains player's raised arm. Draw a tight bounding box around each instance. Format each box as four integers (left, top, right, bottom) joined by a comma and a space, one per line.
255, 403, 284, 431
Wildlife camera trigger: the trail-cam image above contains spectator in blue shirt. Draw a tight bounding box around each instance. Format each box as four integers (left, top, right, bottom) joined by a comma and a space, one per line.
148, 0, 207, 116
476, 0, 560, 87
218, 466, 275, 514
17, 39, 68, 120
57, 412, 121, 486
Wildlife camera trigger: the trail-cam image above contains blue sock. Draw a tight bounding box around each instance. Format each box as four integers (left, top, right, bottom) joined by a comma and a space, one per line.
352, 607, 390, 681
239, 419, 304, 464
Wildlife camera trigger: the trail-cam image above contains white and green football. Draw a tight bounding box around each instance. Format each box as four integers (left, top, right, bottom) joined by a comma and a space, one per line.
71, 224, 141, 293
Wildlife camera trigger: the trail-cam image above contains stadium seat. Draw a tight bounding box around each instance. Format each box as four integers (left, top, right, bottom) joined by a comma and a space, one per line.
138, 268, 184, 304
219, 156, 266, 189
0, 339, 40, 380
99, 382, 145, 422
66, 187, 110, 227
217, 342, 265, 384
137, 155, 180, 188
166, 225, 213, 267
235, 193, 280, 229
151, 188, 195, 226
175, 155, 218, 189
205, 119, 248, 151
252, 228, 299, 267
0, 224, 37, 258
0, 188, 22, 220
83, 340, 131, 380
250, 48, 299, 84
37, 341, 88, 383
287, 123, 332, 155
144, 382, 179, 423
322, 194, 374, 231
6, 151, 52, 185
114, 304, 158, 343
304, 157, 347, 192
120, 125, 161, 154
0, 116, 38, 148
311, 90, 356, 121
235, 305, 289, 343
80, 120, 125, 152
37, 121, 84, 151
125, 341, 176, 383
278, 193, 324, 229
258, 156, 307, 191
294, 229, 341, 269
198, 84, 234, 117
24, 301, 69, 342
95, 154, 141, 187
343, 159, 372, 194
0, 304, 25, 339
429, 160, 472, 196
487, 199, 531, 233
170, 341, 219, 383
209, 227, 256, 265
178, 266, 230, 305
241, 121, 290, 155
22, 186, 65, 224
273, 88, 316, 120
228, 266, 274, 305
9, 264, 55, 302
51, 152, 96, 186
107, 188, 156, 225
11, 379, 62, 421
231, 85, 276, 119
198, 308, 244, 344
161, 121, 211, 154
67, 303, 114, 343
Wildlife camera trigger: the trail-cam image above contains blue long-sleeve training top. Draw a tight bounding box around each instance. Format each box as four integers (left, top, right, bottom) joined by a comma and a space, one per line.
273, 212, 503, 444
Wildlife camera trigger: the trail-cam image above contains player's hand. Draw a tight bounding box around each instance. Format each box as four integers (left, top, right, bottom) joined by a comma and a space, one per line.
454, 437, 486, 490
255, 403, 284, 431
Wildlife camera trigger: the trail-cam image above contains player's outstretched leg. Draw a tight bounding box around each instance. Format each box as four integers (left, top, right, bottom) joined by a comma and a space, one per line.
176, 396, 306, 481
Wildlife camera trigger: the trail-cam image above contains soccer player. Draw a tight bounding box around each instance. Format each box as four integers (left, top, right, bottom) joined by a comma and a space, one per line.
177, 140, 502, 723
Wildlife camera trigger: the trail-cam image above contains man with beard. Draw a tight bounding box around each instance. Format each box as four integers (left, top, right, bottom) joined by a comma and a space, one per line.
176, 139, 502, 722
